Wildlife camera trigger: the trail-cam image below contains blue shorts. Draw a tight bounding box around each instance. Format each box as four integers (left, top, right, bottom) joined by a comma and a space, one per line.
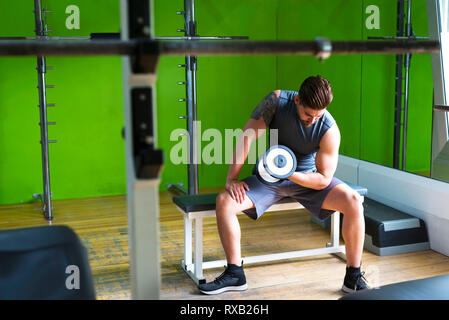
242, 175, 344, 221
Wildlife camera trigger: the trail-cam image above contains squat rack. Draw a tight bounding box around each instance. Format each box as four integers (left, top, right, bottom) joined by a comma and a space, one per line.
4, 2, 142, 220
32, 0, 54, 220
1, 1, 121, 220
166, 0, 247, 196
5, 0, 248, 221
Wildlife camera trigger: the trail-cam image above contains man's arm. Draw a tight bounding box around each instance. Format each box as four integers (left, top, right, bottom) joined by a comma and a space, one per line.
287, 124, 340, 190
250, 90, 280, 125
228, 90, 280, 179
226, 90, 280, 202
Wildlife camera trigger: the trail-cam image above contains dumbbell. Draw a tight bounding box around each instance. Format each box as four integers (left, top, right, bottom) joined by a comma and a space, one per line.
255, 145, 297, 185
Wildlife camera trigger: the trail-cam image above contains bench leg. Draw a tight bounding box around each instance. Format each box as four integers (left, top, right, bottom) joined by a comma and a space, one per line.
328, 211, 346, 261
181, 216, 206, 285
183, 215, 193, 270
194, 218, 204, 283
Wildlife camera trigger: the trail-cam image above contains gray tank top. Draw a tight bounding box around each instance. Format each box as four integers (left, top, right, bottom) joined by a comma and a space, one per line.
267, 90, 336, 173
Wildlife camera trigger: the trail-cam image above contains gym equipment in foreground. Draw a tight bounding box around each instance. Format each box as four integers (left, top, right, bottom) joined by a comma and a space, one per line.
340, 273, 449, 300
0, 226, 95, 299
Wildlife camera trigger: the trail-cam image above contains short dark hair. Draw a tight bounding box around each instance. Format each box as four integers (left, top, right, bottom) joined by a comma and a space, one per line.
298, 75, 333, 110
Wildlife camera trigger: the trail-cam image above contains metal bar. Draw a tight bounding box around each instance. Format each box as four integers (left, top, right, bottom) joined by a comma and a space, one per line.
194, 217, 203, 281
201, 246, 347, 270
34, 0, 52, 220
184, 214, 193, 267
161, 40, 440, 56
434, 104, 449, 112
330, 212, 340, 247
394, 53, 403, 169
122, 0, 162, 300
394, 0, 406, 169
0, 36, 248, 41
166, 183, 187, 194
184, 0, 199, 195
0, 37, 28, 40
154, 36, 248, 40
402, 0, 413, 171
185, 54, 196, 195
0, 40, 439, 57
191, 58, 199, 194
368, 36, 428, 40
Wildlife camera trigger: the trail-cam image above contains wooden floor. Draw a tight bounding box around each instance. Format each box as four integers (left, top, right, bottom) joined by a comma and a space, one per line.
1, 187, 449, 300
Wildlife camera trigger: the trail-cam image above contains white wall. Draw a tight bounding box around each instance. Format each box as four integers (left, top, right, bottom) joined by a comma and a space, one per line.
336, 155, 449, 257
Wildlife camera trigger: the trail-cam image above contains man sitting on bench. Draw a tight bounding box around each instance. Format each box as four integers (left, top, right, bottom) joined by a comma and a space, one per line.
198, 75, 369, 295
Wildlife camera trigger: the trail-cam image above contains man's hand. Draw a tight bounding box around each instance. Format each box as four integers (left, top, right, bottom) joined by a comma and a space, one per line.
225, 179, 250, 204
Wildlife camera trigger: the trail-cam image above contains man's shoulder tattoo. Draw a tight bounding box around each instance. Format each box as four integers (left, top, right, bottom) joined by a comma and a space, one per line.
250, 92, 278, 126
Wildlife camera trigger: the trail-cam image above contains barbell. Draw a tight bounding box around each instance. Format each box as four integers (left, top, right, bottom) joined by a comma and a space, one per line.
0, 39, 439, 57
0, 38, 439, 74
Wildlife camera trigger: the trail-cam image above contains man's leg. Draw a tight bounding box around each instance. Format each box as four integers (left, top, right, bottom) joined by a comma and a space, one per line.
215, 191, 255, 266
321, 183, 365, 268
321, 183, 369, 292
197, 190, 255, 295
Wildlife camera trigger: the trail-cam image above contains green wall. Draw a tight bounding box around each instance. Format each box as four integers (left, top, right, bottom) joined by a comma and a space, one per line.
360, 0, 433, 171
276, 0, 364, 159
0, 1, 434, 205
0, 0, 124, 205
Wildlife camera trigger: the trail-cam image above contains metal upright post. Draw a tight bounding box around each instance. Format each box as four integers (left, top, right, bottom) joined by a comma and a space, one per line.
402, 0, 413, 170
169, 0, 199, 195
184, 0, 199, 195
393, 0, 405, 170
166, 1, 248, 195
121, 0, 164, 299
34, 0, 54, 220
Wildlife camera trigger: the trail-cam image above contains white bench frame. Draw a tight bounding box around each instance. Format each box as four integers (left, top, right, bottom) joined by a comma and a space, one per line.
176, 197, 364, 284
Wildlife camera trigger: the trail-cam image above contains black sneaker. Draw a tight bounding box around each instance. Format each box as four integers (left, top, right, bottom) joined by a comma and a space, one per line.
341, 268, 370, 293
198, 263, 248, 295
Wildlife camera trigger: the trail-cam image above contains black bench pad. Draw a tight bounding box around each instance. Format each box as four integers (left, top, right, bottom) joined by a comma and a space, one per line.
173, 182, 367, 213
340, 274, 449, 300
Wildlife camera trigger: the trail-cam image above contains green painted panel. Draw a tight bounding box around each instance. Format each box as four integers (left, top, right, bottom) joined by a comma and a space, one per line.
360, 0, 397, 166
0, 1, 124, 205
361, 0, 432, 172
277, 0, 363, 159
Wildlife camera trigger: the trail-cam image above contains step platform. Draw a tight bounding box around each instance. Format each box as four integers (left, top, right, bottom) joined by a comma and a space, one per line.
311, 198, 430, 256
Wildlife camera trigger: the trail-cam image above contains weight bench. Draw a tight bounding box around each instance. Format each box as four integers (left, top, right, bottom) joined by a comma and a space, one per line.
173, 182, 368, 284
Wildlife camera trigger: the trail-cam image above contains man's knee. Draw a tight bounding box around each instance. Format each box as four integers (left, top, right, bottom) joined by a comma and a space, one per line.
342, 189, 363, 217
216, 191, 234, 213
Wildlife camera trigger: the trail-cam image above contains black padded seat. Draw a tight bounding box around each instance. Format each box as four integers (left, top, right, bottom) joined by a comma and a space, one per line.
0, 225, 96, 300
173, 181, 368, 213
340, 274, 449, 300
